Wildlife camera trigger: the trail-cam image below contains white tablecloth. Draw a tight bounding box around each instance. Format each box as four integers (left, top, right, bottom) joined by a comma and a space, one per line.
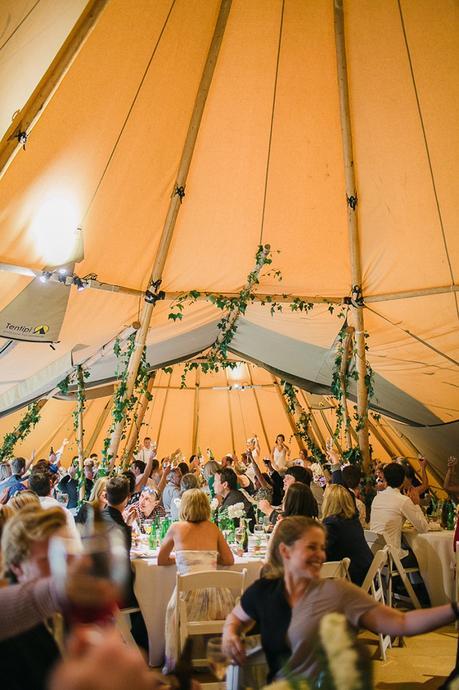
132, 554, 263, 666
403, 529, 455, 606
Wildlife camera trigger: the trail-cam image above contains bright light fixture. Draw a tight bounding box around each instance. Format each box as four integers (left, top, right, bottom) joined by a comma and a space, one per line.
30, 193, 81, 266
228, 362, 246, 382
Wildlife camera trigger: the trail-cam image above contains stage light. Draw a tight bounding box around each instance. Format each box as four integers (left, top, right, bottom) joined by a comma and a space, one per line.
58, 268, 67, 275
39, 271, 52, 283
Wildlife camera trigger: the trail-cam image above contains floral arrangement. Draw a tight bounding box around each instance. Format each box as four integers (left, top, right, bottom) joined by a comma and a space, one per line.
310, 462, 327, 488
262, 613, 372, 690
226, 502, 246, 520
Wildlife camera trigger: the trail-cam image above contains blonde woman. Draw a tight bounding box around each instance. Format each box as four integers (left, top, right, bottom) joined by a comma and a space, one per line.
1, 506, 68, 689
7, 490, 40, 513
75, 476, 108, 525
158, 489, 234, 672
321, 484, 372, 585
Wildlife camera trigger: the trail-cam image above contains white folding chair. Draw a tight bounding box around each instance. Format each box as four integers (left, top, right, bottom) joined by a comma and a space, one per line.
116, 606, 141, 647
364, 530, 421, 609
364, 529, 386, 554
360, 547, 392, 660
320, 558, 351, 580
176, 569, 247, 688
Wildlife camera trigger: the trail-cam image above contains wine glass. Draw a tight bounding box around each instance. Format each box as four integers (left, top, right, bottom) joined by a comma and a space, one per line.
262, 515, 271, 534
48, 529, 128, 625
207, 637, 230, 681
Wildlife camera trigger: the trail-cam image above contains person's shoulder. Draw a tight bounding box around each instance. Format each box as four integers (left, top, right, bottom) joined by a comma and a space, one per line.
247, 576, 283, 594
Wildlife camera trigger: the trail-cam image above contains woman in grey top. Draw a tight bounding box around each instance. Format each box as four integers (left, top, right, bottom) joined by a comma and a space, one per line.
223, 516, 457, 683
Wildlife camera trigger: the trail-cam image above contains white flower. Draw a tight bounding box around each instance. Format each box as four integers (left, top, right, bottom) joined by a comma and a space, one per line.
227, 502, 245, 519
210, 497, 219, 511
320, 613, 362, 690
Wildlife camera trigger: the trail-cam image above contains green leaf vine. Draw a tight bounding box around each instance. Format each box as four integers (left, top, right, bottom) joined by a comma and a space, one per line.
281, 381, 325, 463
101, 335, 153, 469
0, 402, 42, 461
72, 365, 90, 433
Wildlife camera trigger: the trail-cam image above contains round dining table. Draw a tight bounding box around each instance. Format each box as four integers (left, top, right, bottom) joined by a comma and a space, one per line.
403, 528, 455, 606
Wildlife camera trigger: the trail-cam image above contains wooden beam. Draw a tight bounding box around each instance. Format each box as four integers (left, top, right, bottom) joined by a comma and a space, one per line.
0, 0, 109, 179
75, 366, 85, 500
224, 369, 236, 455
334, 0, 370, 469
299, 391, 326, 449
107, 0, 232, 462
191, 369, 200, 455
247, 364, 270, 464
85, 398, 112, 455
338, 326, 355, 450
122, 373, 156, 466
319, 408, 343, 455
272, 377, 306, 452
156, 372, 172, 449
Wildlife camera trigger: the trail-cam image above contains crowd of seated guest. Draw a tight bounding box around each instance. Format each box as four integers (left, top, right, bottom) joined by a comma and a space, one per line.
0, 430, 457, 689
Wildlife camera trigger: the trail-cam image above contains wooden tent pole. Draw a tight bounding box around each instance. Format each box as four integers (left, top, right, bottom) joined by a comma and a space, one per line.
224, 369, 236, 455
319, 408, 343, 455
247, 365, 271, 458
338, 326, 355, 450
107, 0, 232, 463
122, 373, 156, 466
85, 398, 112, 456
156, 372, 172, 449
367, 416, 395, 459
192, 369, 200, 455
334, 0, 370, 470
0, 0, 109, 180
272, 377, 306, 453
299, 391, 326, 449
76, 366, 86, 500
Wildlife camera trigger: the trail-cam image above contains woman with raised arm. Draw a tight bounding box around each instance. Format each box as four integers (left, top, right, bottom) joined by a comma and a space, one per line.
271, 434, 290, 474
222, 516, 457, 685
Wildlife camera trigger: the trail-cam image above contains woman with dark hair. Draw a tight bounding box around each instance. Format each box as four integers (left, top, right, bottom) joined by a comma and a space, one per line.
282, 482, 318, 520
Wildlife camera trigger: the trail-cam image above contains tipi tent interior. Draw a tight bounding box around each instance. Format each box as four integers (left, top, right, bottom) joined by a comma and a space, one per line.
0, 0, 457, 491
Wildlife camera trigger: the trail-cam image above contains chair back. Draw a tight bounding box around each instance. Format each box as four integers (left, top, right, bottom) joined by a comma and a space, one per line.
364, 529, 386, 554
176, 568, 247, 663
320, 558, 350, 580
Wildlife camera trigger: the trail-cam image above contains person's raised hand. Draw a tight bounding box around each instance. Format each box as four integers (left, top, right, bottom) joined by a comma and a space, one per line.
258, 499, 272, 515
407, 486, 420, 505
418, 456, 427, 468
48, 627, 162, 690
448, 456, 457, 469
123, 505, 137, 526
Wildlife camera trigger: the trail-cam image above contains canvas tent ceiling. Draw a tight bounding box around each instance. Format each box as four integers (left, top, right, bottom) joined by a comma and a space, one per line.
0, 1, 457, 462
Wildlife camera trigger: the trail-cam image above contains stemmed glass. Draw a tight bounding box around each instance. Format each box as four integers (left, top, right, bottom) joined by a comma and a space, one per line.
207, 637, 230, 682
48, 529, 128, 625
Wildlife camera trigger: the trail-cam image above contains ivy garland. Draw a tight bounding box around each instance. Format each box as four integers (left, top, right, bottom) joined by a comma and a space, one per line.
101, 335, 153, 471
0, 402, 42, 461
72, 365, 90, 433
331, 325, 375, 441
281, 381, 325, 463
167, 244, 351, 388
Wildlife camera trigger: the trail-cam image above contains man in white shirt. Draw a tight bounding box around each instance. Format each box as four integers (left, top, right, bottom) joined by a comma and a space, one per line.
134, 438, 155, 464
370, 462, 428, 560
